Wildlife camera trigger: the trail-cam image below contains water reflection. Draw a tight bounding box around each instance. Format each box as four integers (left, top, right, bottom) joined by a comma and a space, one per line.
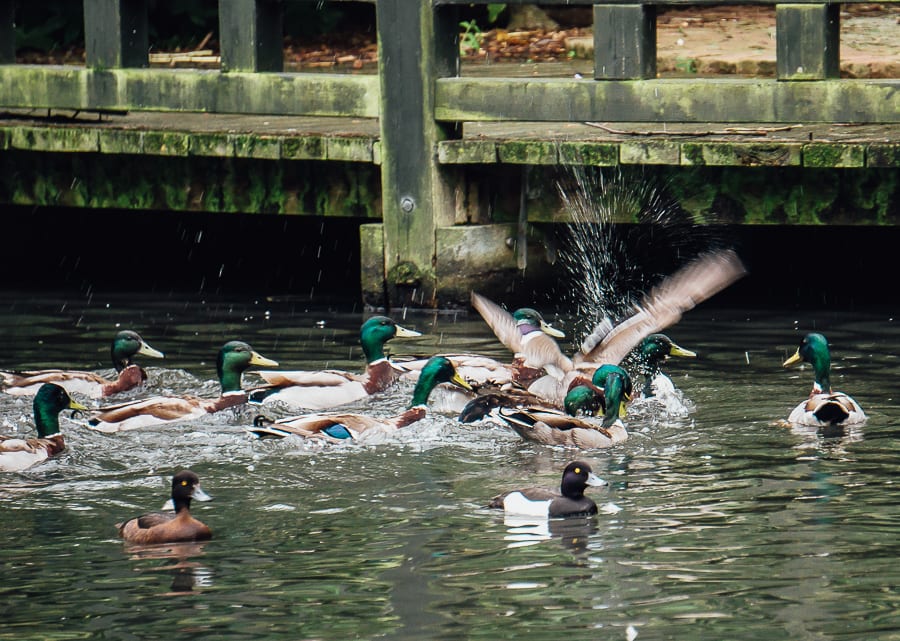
123, 541, 213, 596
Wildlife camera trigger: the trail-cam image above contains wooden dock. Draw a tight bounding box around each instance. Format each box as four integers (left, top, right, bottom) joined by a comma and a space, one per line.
1, 0, 898, 306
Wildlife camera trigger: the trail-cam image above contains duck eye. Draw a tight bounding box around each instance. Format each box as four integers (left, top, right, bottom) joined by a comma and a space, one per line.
181, 480, 188, 486
574, 467, 581, 474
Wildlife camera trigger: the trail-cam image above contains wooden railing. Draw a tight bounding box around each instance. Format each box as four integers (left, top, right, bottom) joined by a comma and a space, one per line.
1, 0, 898, 305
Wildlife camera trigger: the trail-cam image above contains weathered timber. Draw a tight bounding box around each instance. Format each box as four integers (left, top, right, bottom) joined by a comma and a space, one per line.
0, 150, 381, 217
435, 78, 900, 124
593, 4, 657, 80
84, 0, 149, 69
219, 0, 284, 72
776, 4, 840, 80
0, 0, 13, 64
375, 0, 461, 307
0, 67, 379, 117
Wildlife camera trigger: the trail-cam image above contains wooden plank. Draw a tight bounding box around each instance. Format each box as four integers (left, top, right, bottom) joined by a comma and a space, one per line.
620, 141, 679, 164
558, 141, 618, 166
0, 67, 380, 118
84, 0, 148, 69
218, 0, 283, 72
376, 0, 461, 305
866, 144, 900, 168
438, 140, 498, 164
802, 143, 865, 167
0, 0, 13, 63
593, 4, 656, 80
497, 140, 558, 164
776, 4, 840, 80
681, 142, 801, 166
435, 77, 900, 124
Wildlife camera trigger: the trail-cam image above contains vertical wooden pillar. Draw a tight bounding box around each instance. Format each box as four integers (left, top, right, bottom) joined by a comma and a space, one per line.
776, 3, 840, 80
593, 4, 657, 80
374, 0, 459, 307
0, 0, 14, 63
84, 0, 148, 68
219, 0, 283, 72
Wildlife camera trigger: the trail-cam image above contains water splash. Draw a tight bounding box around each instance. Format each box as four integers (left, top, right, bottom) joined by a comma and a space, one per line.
555, 167, 728, 342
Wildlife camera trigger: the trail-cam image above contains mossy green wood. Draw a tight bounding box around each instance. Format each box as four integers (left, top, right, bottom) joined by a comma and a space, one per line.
0, 67, 379, 118
219, 0, 284, 73
434, 77, 900, 124
83, 0, 149, 69
776, 4, 840, 80
376, 0, 460, 306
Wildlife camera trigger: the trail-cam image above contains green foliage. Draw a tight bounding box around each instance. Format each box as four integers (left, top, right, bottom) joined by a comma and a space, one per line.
486, 4, 507, 24
459, 20, 483, 54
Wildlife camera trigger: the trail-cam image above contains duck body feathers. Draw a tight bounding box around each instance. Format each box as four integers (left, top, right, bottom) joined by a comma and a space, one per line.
1, 365, 147, 399
787, 392, 865, 427
252, 359, 405, 410
87, 393, 246, 433
490, 461, 607, 518
117, 509, 212, 544
493, 406, 628, 449
0, 434, 65, 472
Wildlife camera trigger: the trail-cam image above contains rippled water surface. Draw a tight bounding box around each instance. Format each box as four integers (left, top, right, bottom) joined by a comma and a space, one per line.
1, 292, 898, 641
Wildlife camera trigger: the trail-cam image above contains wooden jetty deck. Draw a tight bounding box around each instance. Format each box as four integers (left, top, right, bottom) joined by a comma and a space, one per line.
1, 0, 898, 306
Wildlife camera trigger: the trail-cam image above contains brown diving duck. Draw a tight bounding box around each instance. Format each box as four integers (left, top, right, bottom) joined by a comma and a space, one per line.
519, 249, 746, 405
249, 316, 420, 410
489, 461, 607, 518
0, 383, 87, 472
117, 470, 213, 544
1, 330, 164, 399
247, 356, 472, 443
782, 333, 866, 428
460, 365, 632, 449
86, 341, 278, 433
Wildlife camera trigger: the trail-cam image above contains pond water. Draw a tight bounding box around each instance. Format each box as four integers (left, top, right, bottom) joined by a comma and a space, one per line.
0, 292, 897, 641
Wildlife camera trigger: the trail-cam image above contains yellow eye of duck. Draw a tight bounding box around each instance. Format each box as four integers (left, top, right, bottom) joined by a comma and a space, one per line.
574, 467, 581, 474
181, 480, 189, 486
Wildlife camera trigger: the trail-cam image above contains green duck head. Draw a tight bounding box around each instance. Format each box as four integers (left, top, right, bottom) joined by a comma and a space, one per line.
563, 385, 605, 416
783, 332, 832, 393
360, 316, 421, 363
110, 330, 165, 372
592, 364, 633, 428
512, 308, 565, 339
216, 341, 279, 394
33, 383, 87, 438
409, 356, 472, 408
637, 334, 695, 395
170, 470, 213, 513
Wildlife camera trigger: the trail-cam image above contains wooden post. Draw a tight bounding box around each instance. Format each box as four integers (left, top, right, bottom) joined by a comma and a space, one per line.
84, 0, 148, 68
593, 4, 657, 80
776, 3, 840, 80
0, 0, 13, 63
374, 0, 460, 307
218, 0, 283, 72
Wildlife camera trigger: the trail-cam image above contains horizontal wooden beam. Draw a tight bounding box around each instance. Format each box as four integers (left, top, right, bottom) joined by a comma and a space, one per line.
0, 66, 379, 118
435, 77, 900, 124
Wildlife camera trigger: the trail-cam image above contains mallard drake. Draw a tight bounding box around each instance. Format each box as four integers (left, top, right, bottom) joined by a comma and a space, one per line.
247, 356, 472, 443
460, 365, 632, 449
489, 461, 607, 517
86, 341, 278, 433
628, 334, 696, 398
249, 316, 421, 410
520, 250, 745, 405
783, 333, 866, 427
117, 470, 213, 544
1, 330, 164, 399
0, 383, 87, 472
